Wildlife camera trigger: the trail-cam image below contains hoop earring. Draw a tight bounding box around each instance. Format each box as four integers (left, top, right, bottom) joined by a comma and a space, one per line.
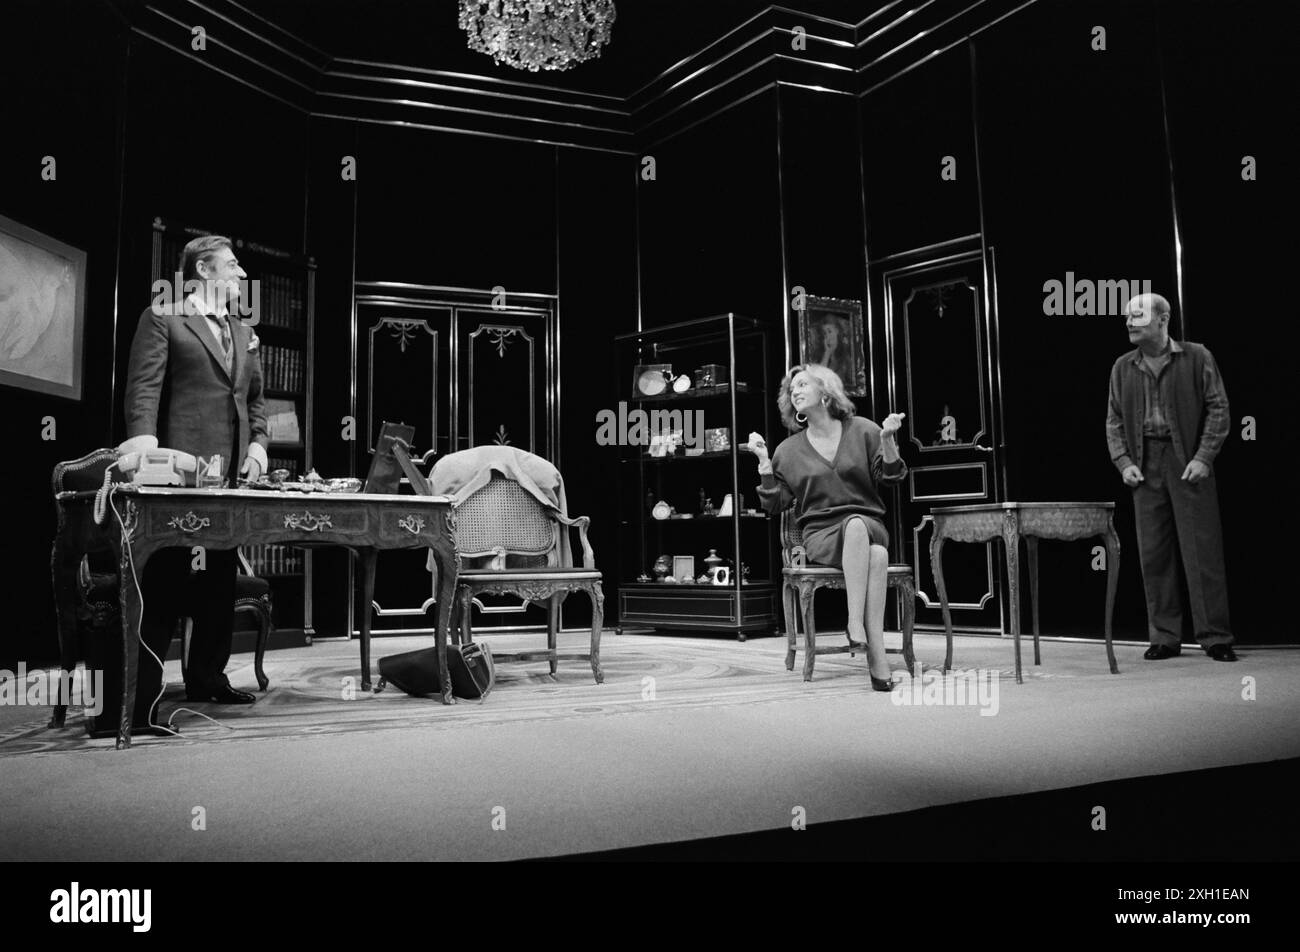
821, 397, 830, 407
795, 411, 808, 425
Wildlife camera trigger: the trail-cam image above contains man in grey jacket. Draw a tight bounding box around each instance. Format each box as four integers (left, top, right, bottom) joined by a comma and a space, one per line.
1105, 293, 1235, 662
120, 234, 269, 712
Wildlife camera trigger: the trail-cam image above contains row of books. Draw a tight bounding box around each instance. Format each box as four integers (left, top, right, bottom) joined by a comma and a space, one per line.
246, 545, 304, 577
260, 344, 305, 394
255, 273, 307, 331
266, 456, 298, 474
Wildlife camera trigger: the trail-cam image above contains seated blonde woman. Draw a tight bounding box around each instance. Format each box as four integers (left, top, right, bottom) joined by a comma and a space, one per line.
749, 364, 907, 691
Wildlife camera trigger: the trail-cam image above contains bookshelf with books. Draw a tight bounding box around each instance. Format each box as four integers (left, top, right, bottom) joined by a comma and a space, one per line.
150, 216, 317, 644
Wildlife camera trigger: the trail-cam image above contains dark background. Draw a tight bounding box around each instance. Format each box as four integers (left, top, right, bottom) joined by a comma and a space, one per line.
3, 0, 1291, 665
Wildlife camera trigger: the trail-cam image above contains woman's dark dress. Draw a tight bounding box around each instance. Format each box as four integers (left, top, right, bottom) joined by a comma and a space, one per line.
756, 416, 907, 567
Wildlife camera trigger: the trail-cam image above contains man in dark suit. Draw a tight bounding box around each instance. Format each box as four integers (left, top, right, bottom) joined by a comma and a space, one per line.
119, 234, 269, 717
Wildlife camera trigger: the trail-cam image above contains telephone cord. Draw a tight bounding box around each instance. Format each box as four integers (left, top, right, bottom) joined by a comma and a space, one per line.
102, 486, 233, 737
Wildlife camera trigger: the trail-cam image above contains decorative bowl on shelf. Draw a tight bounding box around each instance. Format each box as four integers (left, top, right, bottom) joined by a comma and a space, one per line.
634, 363, 673, 396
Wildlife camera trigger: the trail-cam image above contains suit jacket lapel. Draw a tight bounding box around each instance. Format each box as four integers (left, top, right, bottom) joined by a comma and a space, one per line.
183, 303, 234, 382
227, 318, 244, 385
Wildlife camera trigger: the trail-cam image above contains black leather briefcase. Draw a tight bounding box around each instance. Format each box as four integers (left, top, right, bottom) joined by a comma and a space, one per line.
376, 642, 495, 701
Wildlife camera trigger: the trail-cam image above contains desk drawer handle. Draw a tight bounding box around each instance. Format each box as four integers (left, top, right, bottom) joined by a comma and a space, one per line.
397, 514, 426, 535
167, 511, 211, 534
284, 511, 333, 532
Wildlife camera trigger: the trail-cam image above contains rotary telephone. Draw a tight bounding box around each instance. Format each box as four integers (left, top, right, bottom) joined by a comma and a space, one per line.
93, 448, 206, 526
115, 449, 200, 486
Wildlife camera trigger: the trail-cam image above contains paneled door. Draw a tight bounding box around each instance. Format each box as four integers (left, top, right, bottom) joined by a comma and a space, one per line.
883, 249, 1004, 633
455, 307, 553, 458
345, 287, 558, 636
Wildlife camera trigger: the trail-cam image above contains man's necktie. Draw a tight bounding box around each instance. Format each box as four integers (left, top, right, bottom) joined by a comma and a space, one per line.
219, 315, 233, 374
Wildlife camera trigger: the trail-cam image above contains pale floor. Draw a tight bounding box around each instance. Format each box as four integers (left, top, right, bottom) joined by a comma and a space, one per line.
1, 630, 1297, 859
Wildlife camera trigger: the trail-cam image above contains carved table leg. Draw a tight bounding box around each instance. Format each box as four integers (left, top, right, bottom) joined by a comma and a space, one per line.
49, 535, 80, 729
430, 517, 459, 706
588, 582, 604, 684
929, 529, 954, 673
799, 583, 817, 682
1002, 515, 1022, 684
113, 539, 149, 750
548, 594, 559, 677
899, 574, 917, 675
782, 581, 797, 672
358, 547, 378, 692
1102, 523, 1121, 675
1026, 535, 1041, 666
254, 596, 271, 691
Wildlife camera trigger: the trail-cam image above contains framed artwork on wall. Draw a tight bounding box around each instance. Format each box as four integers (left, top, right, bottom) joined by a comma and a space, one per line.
0, 214, 87, 401
797, 295, 866, 397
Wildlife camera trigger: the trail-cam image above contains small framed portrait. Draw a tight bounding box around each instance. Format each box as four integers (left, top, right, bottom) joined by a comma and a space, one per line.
672, 555, 695, 583
0, 213, 88, 401
797, 296, 866, 397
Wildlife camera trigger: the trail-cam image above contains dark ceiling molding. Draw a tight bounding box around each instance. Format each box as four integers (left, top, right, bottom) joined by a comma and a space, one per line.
218, 0, 334, 66
310, 110, 634, 156
122, 0, 1038, 151
129, 24, 308, 112
854, 0, 910, 30
857, 0, 1030, 88
858, 0, 1038, 96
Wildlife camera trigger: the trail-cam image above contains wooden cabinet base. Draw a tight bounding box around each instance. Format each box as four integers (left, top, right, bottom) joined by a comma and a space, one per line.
619, 582, 777, 636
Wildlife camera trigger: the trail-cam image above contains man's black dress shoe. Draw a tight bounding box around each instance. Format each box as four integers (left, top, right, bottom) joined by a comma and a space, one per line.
1206, 644, 1238, 662
1143, 644, 1181, 660
185, 684, 257, 704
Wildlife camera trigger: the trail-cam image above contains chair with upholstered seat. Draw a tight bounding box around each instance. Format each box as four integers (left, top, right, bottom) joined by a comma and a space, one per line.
779, 510, 919, 681
50, 449, 274, 731
447, 473, 604, 683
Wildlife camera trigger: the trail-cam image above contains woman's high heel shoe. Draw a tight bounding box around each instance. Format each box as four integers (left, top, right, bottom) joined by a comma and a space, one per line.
870, 673, 893, 692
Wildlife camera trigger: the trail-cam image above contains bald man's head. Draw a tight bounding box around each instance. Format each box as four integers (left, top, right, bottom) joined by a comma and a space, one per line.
1125, 292, 1172, 349
1124, 293, 1171, 325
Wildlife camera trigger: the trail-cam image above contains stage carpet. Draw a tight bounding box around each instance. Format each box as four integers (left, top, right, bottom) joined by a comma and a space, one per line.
2, 631, 1297, 860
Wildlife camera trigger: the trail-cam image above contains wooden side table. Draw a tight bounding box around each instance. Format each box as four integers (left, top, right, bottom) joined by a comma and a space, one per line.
928, 502, 1120, 683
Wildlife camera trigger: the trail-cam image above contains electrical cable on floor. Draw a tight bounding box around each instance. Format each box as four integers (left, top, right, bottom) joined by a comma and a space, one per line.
100, 479, 236, 738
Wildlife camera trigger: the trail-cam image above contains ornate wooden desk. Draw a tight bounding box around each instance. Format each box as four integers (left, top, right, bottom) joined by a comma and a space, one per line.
928, 502, 1120, 683
52, 485, 459, 748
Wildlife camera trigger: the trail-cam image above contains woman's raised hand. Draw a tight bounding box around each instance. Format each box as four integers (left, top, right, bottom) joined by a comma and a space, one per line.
881, 412, 905, 442
743, 432, 769, 461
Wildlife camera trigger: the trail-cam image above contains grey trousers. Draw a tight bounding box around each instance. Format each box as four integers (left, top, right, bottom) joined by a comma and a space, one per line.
1133, 438, 1233, 647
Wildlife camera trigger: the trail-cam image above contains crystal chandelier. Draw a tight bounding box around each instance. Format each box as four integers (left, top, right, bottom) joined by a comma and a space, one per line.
458, 1, 617, 72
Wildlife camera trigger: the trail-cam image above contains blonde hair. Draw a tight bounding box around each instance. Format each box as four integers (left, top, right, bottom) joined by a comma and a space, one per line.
777, 363, 856, 431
